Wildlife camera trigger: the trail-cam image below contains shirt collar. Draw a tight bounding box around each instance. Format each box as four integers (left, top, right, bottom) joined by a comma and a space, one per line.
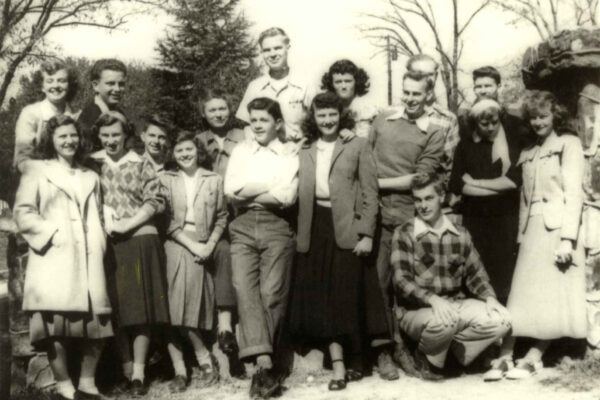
206, 129, 239, 144
386, 105, 431, 133
257, 71, 303, 92
91, 149, 142, 167
414, 215, 460, 240
143, 151, 164, 171
250, 137, 285, 155
40, 98, 75, 121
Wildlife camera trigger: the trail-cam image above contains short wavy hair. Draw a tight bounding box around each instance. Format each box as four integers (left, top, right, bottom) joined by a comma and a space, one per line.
523, 90, 569, 134
93, 111, 136, 150
89, 58, 127, 81
197, 88, 234, 130
32, 60, 79, 103
165, 130, 211, 170
302, 92, 355, 144
321, 59, 370, 97
35, 115, 85, 163
410, 172, 445, 196
403, 70, 435, 92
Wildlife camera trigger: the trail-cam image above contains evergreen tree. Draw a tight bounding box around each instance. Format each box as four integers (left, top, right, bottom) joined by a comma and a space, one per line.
157, 0, 259, 130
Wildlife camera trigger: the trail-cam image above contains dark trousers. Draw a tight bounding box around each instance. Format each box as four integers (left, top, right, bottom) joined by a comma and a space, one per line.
229, 209, 295, 360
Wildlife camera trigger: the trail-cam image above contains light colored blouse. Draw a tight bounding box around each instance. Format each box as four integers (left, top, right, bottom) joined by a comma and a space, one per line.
315, 139, 336, 207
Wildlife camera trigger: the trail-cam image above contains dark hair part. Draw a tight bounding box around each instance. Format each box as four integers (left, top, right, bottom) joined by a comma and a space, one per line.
35, 115, 85, 163
197, 88, 234, 129
142, 113, 173, 137
403, 70, 434, 92
321, 59, 370, 97
410, 172, 445, 196
258, 27, 289, 47
523, 90, 569, 133
473, 66, 501, 85
90, 58, 127, 82
92, 111, 135, 150
167, 130, 211, 170
302, 92, 355, 144
406, 54, 438, 73
247, 97, 285, 141
32, 60, 79, 103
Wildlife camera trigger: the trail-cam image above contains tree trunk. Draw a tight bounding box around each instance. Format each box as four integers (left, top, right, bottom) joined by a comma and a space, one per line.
0, 51, 29, 108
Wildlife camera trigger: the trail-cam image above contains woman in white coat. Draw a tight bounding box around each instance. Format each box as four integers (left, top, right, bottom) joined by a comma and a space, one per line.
14, 115, 112, 400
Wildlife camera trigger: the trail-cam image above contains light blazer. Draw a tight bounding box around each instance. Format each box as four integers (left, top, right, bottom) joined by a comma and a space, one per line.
517, 132, 585, 242
13, 160, 110, 314
160, 168, 228, 247
297, 136, 379, 252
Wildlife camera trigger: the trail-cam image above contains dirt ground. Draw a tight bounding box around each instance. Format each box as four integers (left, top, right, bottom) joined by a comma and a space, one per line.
136, 366, 600, 400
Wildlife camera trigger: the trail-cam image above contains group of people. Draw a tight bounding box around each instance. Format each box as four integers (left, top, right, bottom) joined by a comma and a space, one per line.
7, 25, 599, 400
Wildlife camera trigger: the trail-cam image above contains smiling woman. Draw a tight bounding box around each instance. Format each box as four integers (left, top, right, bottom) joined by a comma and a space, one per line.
13, 60, 79, 174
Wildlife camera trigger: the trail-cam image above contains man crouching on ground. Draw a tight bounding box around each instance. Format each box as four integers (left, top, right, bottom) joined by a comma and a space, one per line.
391, 172, 510, 379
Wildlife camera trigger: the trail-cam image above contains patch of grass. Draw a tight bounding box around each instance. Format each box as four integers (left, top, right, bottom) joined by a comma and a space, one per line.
539, 355, 600, 392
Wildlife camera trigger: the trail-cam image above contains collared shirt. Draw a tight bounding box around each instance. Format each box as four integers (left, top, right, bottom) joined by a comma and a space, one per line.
142, 151, 165, 174
94, 95, 111, 114
236, 73, 313, 141
14, 98, 78, 171
196, 128, 246, 178
430, 103, 460, 177
224, 137, 299, 209
315, 139, 336, 204
369, 106, 445, 227
391, 216, 496, 309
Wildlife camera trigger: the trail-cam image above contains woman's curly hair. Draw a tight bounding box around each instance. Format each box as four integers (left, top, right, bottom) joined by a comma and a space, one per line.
165, 130, 212, 170
321, 59, 370, 97
523, 90, 570, 135
302, 92, 355, 145
35, 115, 85, 163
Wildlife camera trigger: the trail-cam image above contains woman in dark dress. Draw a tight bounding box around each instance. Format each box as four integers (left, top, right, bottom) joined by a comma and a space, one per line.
289, 92, 394, 391
449, 99, 525, 303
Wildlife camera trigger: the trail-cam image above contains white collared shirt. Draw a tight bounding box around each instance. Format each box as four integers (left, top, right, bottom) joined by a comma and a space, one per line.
413, 215, 460, 240
315, 139, 336, 203
224, 137, 299, 208
236, 72, 313, 141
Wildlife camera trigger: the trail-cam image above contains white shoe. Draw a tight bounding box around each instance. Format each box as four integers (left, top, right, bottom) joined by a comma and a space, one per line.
483, 356, 514, 382
505, 358, 543, 380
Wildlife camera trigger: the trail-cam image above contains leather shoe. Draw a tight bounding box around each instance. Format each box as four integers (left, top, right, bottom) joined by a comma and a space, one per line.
393, 341, 422, 378
218, 331, 239, 355
168, 375, 187, 393
377, 350, 400, 381
74, 391, 101, 400
413, 349, 445, 381
250, 368, 280, 399
130, 379, 148, 397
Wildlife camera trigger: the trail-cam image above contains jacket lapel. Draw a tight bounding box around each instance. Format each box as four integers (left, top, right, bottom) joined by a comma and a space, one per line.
42, 162, 96, 215
330, 138, 346, 176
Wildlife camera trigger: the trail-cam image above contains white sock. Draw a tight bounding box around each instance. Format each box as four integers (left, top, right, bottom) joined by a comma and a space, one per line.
122, 361, 133, 380
56, 379, 75, 399
78, 377, 99, 395
173, 360, 187, 377
132, 362, 145, 382
195, 348, 211, 367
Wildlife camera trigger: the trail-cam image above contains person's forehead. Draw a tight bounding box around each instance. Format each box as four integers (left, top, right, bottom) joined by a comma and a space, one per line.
332, 72, 354, 80
413, 185, 438, 197
260, 34, 287, 48
99, 122, 124, 132
98, 69, 125, 81
403, 77, 427, 91
205, 98, 228, 107
55, 124, 78, 134
43, 69, 68, 79
474, 76, 497, 85
145, 124, 168, 137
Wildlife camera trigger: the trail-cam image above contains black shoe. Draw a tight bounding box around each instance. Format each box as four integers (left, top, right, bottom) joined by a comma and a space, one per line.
328, 379, 347, 391
130, 379, 148, 397
228, 352, 248, 379
107, 376, 130, 396
218, 331, 239, 355
74, 391, 101, 400
168, 375, 187, 393
251, 368, 280, 399
413, 350, 445, 381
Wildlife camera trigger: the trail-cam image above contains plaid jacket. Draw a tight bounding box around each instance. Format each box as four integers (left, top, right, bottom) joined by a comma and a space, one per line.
391, 217, 495, 310
430, 103, 459, 179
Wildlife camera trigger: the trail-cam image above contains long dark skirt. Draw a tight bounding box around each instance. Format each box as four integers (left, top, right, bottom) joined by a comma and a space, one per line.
463, 211, 519, 303
289, 206, 388, 356
109, 234, 170, 327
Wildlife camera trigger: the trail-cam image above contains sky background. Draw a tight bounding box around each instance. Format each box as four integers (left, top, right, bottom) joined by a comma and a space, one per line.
40, 0, 548, 107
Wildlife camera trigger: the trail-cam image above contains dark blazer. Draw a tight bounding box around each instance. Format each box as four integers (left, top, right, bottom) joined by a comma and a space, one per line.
296, 136, 378, 252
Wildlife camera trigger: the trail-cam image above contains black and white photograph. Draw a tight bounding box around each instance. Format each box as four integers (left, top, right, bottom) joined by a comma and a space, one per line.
0, 0, 599, 399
